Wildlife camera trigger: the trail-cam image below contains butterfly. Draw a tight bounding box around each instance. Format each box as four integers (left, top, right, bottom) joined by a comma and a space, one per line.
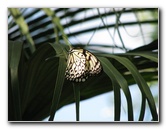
65, 48, 102, 82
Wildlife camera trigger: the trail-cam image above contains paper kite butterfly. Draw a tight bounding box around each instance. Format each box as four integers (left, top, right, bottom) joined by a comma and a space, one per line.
65, 48, 102, 82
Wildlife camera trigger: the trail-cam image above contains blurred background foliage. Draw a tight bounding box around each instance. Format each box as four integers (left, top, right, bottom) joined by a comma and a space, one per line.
8, 8, 158, 121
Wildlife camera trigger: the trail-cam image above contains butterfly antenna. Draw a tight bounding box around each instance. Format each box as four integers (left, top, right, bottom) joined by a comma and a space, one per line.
45, 53, 65, 61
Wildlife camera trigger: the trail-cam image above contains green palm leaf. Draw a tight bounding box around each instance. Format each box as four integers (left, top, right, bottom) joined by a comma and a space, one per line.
8, 8, 158, 121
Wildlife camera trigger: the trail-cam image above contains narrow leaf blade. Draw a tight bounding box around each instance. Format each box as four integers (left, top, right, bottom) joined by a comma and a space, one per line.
98, 57, 133, 121
49, 57, 66, 121
8, 40, 23, 121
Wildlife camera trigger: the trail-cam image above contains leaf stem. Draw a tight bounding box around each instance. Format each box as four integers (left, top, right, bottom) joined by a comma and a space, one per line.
73, 83, 80, 121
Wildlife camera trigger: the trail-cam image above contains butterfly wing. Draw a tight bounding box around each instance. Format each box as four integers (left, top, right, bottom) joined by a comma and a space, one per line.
65, 49, 88, 82
65, 48, 102, 82
85, 50, 102, 76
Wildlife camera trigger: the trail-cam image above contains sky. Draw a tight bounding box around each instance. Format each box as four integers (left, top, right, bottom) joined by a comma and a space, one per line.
43, 83, 158, 122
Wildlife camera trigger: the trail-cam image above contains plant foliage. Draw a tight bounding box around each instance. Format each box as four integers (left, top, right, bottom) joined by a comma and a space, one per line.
8, 8, 158, 121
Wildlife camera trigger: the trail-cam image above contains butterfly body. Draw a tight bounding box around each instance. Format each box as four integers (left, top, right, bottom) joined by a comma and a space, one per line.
65, 48, 102, 82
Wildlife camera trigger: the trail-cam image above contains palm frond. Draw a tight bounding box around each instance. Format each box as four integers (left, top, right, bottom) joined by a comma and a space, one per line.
8, 8, 158, 121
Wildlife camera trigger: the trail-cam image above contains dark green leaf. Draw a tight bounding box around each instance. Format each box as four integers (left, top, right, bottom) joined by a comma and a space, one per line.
49, 57, 66, 121
104, 55, 158, 121
46, 43, 67, 121
98, 57, 133, 121
8, 40, 23, 121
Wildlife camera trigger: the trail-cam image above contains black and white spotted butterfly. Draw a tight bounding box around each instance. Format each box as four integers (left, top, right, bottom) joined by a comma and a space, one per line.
65, 48, 102, 82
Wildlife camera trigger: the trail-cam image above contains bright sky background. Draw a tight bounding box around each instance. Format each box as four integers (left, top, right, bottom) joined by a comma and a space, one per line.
63, 8, 157, 56
43, 83, 158, 122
